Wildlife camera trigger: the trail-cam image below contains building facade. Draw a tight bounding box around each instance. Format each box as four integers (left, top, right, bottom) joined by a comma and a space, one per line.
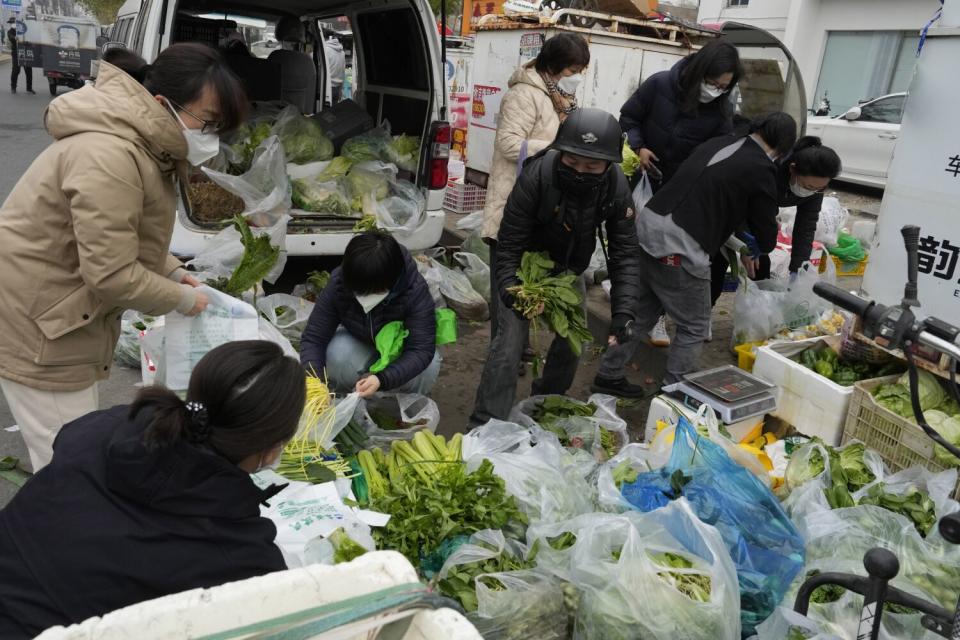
697, 0, 941, 115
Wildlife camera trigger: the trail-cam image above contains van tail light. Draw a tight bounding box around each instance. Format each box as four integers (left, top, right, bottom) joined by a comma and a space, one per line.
426, 121, 451, 190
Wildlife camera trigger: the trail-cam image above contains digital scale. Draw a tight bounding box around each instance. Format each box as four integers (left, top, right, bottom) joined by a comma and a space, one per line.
662, 365, 778, 424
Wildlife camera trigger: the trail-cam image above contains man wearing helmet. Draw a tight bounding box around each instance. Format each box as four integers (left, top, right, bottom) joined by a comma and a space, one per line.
470, 108, 641, 426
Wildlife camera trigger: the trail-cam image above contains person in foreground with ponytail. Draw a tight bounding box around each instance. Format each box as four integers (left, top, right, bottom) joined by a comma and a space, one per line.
0, 341, 305, 639
708, 136, 842, 305
0, 42, 247, 473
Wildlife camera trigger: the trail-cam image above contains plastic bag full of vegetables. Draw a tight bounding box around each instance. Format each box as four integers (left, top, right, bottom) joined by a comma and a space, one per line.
273, 106, 334, 164
290, 177, 354, 216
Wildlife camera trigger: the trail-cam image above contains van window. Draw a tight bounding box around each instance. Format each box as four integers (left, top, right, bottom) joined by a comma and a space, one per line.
132, 0, 151, 51
355, 9, 428, 92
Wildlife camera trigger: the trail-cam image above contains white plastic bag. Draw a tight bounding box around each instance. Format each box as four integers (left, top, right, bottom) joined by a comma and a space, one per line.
815, 197, 849, 247
413, 253, 446, 308
455, 210, 484, 233
461, 420, 532, 462
114, 311, 158, 368
631, 172, 653, 223
203, 135, 292, 227
433, 258, 489, 321
509, 394, 628, 462
373, 179, 427, 236
256, 294, 315, 351
353, 393, 440, 447
753, 606, 844, 640
568, 501, 741, 640
453, 251, 490, 302
163, 286, 260, 390
187, 214, 290, 286
595, 443, 667, 512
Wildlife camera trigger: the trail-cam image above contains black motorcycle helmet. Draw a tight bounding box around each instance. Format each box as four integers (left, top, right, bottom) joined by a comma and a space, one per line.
552, 108, 624, 163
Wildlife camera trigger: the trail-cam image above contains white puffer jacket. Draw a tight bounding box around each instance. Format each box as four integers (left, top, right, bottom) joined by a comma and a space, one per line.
480, 62, 561, 240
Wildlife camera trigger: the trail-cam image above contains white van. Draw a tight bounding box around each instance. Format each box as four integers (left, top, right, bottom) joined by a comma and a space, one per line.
115, 0, 449, 257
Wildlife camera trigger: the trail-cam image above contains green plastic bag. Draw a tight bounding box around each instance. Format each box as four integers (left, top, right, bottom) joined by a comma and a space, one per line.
828, 232, 866, 263
368, 309, 457, 374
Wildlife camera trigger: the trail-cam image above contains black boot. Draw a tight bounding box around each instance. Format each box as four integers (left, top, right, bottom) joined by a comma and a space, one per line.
10, 86, 16, 94
590, 375, 648, 399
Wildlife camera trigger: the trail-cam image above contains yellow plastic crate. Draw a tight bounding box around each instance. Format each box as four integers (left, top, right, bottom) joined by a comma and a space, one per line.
819, 254, 868, 277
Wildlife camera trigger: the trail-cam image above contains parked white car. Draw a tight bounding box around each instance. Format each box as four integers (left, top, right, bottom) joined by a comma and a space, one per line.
806, 92, 906, 189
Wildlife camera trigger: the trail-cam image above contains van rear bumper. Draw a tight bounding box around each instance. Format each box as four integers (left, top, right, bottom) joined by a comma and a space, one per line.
170, 208, 445, 258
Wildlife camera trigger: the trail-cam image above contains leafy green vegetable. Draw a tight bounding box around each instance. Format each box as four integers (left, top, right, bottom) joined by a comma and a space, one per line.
329, 527, 369, 564
278, 114, 334, 164
345, 166, 391, 202
353, 215, 378, 232
510, 252, 593, 357
806, 570, 846, 604
342, 129, 391, 164
858, 483, 937, 537
385, 134, 421, 172
620, 144, 640, 179
317, 156, 353, 181
229, 120, 273, 174
291, 178, 353, 215
547, 531, 577, 551
926, 410, 960, 467
224, 216, 280, 296
795, 345, 898, 386
874, 370, 950, 419
611, 459, 640, 489
436, 542, 535, 612
647, 551, 712, 602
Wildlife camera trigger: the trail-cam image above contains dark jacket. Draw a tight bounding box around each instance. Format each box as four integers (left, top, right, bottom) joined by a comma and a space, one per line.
0, 406, 285, 639
495, 149, 641, 319
620, 58, 734, 184
300, 247, 436, 390
647, 134, 779, 257
776, 160, 825, 272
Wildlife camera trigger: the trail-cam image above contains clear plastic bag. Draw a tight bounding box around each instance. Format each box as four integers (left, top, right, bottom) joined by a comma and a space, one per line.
631, 171, 653, 217
583, 243, 607, 284
187, 214, 290, 285
202, 135, 292, 227
256, 294, 315, 352
114, 310, 157, 368
621, 416, 806, 636
290, 176, 355, 216
257, 317, 297, 358
455, 210, 484, 233
815, 196, 849, 248
470, 569, 570, 640
753, 606, 845, 640
353, 393, 439, 447
595, 444, 665, 513
341, 126, 393, 164
432, 258, 489, 322
272, 104, 334, 164
413, 253, 446, 309
373, 179, 427, 236
453, 251, 491, 303
461, 420, 532, 462
509, 394, 628, 462
568, 500, 741, 640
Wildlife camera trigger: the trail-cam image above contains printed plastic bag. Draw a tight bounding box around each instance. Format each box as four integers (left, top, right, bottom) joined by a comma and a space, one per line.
374, 179, 427, 236
433, 258, 489, 322
815, 197, 849, 247
466, 435, 593, 524
621, 416, 806, 635
256, 294, 315, 351
353, 393, 439, 447
631, 171, 653, 220
509, 394, 628, 462
187, 213, 290, 286
568, 501, 741, 640
454, 251, 490, 302
203, 135, 292, 227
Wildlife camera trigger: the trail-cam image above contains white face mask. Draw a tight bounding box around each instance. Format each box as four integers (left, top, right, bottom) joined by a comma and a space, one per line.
789, 179, 818, 198
168, 101, 220, 166
699, 81, 726, 103
557, 73, 583, 95
355, 291, 389, 313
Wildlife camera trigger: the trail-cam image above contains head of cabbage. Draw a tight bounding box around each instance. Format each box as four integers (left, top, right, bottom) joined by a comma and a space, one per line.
291, 178, 352, 215
345, 166, 393, 202
278, 115, 334, 165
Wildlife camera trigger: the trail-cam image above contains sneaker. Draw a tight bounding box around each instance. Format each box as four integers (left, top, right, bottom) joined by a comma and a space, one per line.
591, 375, 647, 399
26, 89, 35, 95
648, 315, 671, 347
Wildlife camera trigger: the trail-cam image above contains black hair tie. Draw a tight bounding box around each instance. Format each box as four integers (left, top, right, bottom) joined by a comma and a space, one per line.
184, 401, 212, 443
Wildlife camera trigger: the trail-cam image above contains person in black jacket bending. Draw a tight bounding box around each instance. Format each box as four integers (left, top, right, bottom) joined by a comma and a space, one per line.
709, 136, 842, 303
470, 108, 641, 425
0, 341, 304, 639
593, 112, 798, 390
300, 231, 440, 397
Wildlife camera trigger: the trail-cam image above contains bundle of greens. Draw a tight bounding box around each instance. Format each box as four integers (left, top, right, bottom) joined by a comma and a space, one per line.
858, 483, 937, 537
291, 178, 353, 215
228, 119, 273, 174
436, 542, 536, 612
821, 443, 877, 509
620, 144, 641, 179
796, 346, 901, 386
509, 252, 593, 356
206, 216, 281, 297
647, 551, 712, 603
317, 156, 353, 181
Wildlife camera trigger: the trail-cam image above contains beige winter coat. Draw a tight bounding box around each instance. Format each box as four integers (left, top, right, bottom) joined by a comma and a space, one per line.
481, 63, 562, 240
0, 61, 196, 391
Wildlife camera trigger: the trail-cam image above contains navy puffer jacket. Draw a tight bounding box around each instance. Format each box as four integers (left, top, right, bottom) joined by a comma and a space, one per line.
620, 57, 734, 184
300, 247, 436, 390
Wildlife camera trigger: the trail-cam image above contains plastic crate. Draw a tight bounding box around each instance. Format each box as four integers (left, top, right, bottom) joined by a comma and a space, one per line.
842, 375, 960, 498
734, 341, 764, 372
443, 181, 486, 214
819, 253, 869, 277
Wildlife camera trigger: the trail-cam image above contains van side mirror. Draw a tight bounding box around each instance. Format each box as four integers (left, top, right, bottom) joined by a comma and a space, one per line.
100, 41, 127, 55
843, 106, 862, 121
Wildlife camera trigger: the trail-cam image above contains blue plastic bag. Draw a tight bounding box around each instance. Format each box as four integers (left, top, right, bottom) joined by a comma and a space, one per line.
621, 416, 805, 636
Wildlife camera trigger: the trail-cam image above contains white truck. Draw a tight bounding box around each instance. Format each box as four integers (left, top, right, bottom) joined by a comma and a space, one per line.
464, 11, 808, 186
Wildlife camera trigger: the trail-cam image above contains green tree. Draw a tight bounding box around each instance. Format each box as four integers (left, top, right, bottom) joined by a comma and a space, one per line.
76, 0, 125, 24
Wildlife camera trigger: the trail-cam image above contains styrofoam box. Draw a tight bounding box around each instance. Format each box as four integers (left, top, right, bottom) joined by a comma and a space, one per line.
753, 335, 850, 445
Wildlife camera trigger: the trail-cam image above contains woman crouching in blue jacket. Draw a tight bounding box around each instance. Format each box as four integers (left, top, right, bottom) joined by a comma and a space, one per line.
300, 232, 441, 397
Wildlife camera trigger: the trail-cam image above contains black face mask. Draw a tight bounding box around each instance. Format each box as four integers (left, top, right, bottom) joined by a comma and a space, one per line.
557, 163, 606, 196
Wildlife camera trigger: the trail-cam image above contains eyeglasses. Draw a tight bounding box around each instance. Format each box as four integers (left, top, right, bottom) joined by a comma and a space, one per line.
704, 79, 730, 92
167, 98, 222, 135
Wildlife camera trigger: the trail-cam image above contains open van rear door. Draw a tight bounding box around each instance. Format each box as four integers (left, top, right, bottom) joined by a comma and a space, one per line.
715, 21, 808, 134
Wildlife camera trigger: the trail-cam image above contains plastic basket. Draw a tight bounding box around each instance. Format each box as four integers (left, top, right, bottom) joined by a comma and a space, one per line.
443, 181, 486, 215
842, 375, 960, 498
734, 341, 764, 372
819, 254, 868, 277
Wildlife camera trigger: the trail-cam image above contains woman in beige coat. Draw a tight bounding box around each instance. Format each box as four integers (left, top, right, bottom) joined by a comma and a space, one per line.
481, 33, 590, 344
0, 43, 246, 471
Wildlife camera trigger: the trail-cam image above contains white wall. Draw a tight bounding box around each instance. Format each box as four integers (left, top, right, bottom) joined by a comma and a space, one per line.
699, 0, 941, 108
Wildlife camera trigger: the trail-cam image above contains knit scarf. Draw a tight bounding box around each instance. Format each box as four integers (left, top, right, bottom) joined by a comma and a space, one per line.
541, 73, 578, 121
